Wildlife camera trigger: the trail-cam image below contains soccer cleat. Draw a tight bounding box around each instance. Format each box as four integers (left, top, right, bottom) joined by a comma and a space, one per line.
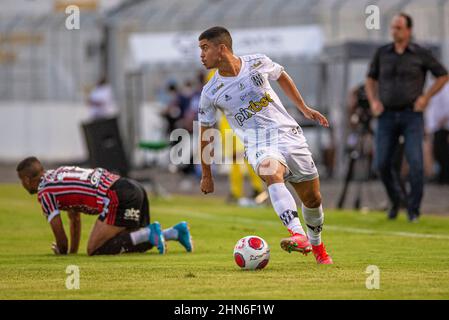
312, 243, 333, 264
173, 221, 194, 252
280, 233, 312, 255
149, 221, 166, 254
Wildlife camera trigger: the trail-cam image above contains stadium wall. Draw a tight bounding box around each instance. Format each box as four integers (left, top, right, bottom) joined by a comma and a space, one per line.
0, 102, 89, 162
0, 102, 166, 164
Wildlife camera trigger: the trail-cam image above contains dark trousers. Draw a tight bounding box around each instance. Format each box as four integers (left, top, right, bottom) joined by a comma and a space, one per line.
375, 110, 424, 217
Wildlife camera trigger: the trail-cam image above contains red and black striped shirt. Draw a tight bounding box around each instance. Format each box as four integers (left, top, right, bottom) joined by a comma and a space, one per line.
37, 166, 120, 222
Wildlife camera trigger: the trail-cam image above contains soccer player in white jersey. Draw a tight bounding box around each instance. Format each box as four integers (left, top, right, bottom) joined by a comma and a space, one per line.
198, 26, 333, 264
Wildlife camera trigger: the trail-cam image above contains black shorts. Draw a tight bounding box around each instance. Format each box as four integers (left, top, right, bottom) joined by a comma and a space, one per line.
99, 178, 150, 228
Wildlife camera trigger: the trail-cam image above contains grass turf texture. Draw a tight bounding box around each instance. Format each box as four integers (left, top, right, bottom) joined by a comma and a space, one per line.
1, 183, 449, 300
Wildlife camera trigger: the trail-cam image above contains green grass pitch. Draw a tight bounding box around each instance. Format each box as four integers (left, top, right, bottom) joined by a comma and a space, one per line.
1, 183, 449, 299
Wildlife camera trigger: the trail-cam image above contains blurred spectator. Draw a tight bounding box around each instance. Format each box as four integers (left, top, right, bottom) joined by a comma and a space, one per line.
161, 82, 182, 135
87, 76, 117, 120
161, 80, 197, 134
426, 84, 449, 184
183, 71, 206, 133
162, 73, 207, 185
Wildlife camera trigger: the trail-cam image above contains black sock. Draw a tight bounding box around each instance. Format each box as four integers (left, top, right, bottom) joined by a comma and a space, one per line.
92, 233, 153, 255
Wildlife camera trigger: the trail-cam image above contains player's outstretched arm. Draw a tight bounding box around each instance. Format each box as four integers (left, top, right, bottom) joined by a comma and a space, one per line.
277, 71, 329, 127
200, 125, 214, 194
68, 210, 81, 254
49, 215, 69, 255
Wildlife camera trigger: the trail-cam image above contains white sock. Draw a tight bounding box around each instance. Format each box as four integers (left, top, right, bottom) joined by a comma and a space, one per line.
163, 227, 179, 241
130, 227, 150, 245
301, 204, 324, 246
268, 183, 305, 236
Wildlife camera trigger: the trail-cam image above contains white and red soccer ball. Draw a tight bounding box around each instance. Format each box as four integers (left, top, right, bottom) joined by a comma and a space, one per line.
233, 236, 270, 270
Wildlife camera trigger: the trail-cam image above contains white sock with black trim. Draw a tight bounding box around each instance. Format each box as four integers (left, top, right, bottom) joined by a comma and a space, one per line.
268, 183, 306, 236
301, 204, 324, 246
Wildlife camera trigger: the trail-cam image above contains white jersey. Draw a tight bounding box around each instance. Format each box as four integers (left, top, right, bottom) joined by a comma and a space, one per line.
198, 54, 300, 148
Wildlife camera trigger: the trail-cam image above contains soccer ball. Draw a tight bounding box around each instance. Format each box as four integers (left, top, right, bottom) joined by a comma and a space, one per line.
233, 236, 270, 270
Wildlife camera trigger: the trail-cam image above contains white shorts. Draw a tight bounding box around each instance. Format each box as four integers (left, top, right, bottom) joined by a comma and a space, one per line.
245, 127, 319, 183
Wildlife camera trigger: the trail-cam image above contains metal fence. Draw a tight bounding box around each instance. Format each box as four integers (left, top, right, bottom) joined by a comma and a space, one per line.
0, 12, 103, 101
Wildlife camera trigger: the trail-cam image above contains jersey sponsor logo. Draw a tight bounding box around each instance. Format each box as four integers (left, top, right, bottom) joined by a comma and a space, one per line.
250, 71, 265, 87
211, 83, 224, 95
234, 92, 274, 126
124, 208, 140, 222
240, 92, 251, 101
56, 167, 93, 182
224, 94, 232, 101
250, 60, 263, 70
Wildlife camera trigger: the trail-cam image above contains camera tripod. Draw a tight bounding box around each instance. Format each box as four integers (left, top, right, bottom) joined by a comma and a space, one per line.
337, 126, 374, 210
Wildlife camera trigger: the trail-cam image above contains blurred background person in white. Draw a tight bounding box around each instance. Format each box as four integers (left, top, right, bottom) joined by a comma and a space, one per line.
426, 83, 449, 184
87, 76, 118, 120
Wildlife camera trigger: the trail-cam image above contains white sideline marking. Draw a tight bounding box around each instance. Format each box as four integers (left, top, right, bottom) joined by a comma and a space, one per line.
325, 226, 449, 240
162, 208, 449, 240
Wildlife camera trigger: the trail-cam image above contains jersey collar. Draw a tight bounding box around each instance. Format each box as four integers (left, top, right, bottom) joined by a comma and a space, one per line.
217, 57, 245, 80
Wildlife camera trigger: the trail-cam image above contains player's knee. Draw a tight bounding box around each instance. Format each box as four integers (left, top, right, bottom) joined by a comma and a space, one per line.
259, 173, 283, 185
258, 161, 284, 185
303, 192, 322, 208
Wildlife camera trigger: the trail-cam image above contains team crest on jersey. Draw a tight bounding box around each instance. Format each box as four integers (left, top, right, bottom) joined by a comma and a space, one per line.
211, 83, 224, 95
250, 71, 265, 87
90, 169, 102, 186
234, 92, 274, 126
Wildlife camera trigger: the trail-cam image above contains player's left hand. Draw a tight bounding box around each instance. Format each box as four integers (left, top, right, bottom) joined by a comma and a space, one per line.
51, 242, 61, 255
302, 107, 329, 127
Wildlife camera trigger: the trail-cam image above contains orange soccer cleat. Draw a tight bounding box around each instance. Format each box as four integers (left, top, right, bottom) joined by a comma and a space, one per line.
312, 243, 333, 264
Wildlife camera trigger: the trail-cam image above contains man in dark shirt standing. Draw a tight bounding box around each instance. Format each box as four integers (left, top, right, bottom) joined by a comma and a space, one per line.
366, 13, 448, 222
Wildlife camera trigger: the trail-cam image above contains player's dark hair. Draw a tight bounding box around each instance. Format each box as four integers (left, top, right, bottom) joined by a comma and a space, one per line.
16, 156, 42, 177
199, 26, 233, 51
397, 12, 413, 29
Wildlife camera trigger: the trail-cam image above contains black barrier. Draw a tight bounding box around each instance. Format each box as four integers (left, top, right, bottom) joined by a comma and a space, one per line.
81, 117, 129, 177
